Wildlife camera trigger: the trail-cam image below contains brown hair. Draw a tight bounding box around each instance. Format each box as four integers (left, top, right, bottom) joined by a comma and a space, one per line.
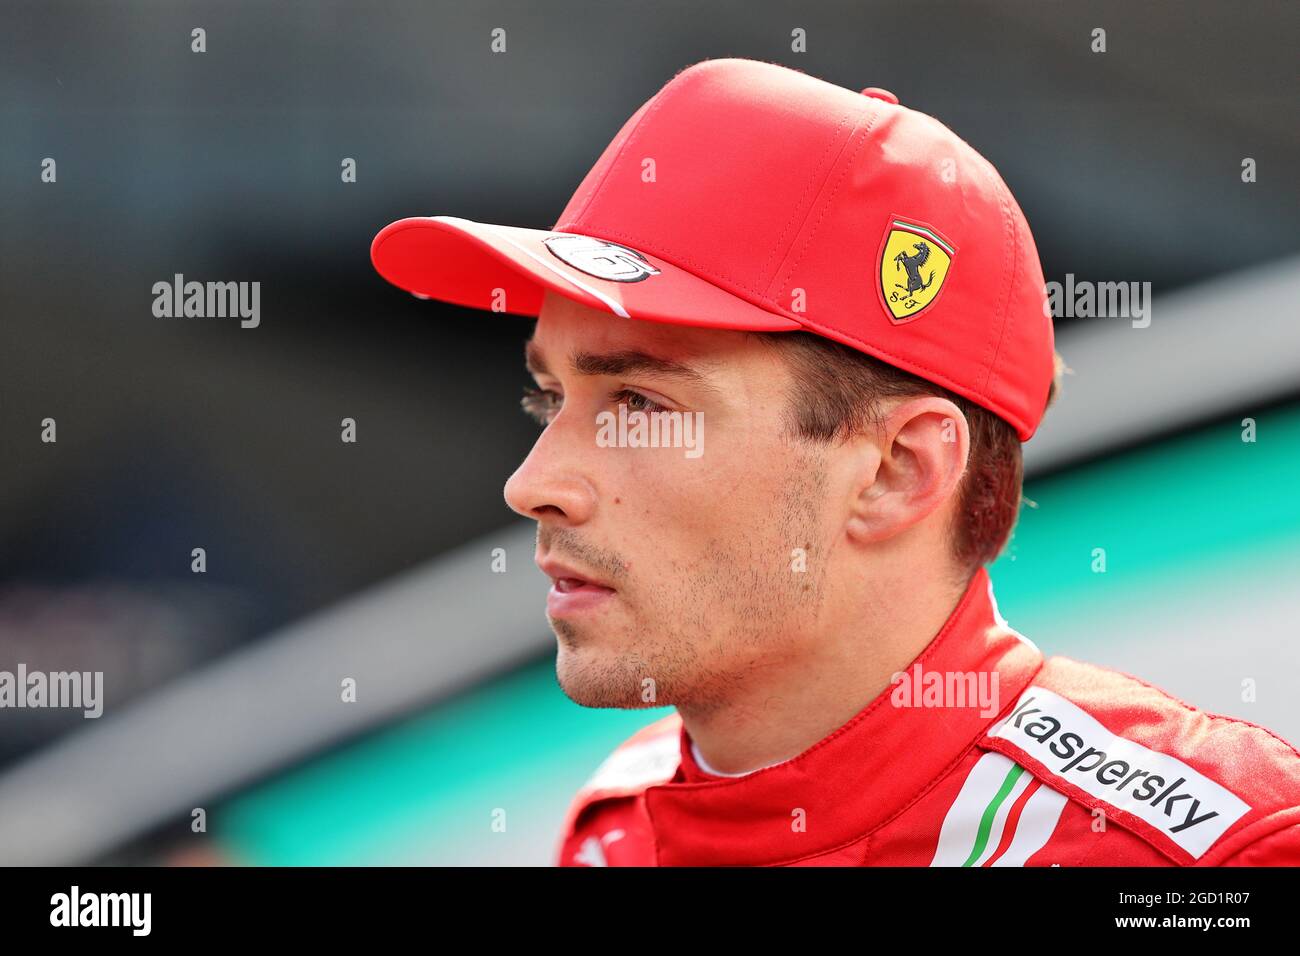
755, 332, 1063, 575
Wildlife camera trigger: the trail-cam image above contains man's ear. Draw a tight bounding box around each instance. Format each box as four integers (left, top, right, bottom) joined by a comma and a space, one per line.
845, 396, 969, 546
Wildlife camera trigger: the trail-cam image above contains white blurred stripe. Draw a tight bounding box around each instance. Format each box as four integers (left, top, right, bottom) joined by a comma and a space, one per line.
1026, 254, 1300, 474
0, 522, 551, 865
990, 783, 1068, 866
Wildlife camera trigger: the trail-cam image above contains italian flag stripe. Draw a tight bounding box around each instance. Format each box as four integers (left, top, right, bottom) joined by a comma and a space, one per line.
983, 777, 1042, 866
929, 751, 1066, 866
960, 763, 1024, 866
891, 220, 955, 256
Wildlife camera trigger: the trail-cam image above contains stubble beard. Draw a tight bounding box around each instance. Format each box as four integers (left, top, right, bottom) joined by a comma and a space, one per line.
551, 447, 832, 713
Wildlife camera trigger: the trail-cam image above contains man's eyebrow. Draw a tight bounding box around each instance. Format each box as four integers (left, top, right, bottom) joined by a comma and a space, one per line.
524, 340, 721, 395
524, 340, 550, 377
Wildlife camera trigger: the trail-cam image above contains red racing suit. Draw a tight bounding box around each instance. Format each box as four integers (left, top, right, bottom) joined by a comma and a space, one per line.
555, 567, 1300, 866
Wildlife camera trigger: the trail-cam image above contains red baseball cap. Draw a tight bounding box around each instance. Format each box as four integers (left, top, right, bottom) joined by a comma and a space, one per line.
371, 57, 1056, 440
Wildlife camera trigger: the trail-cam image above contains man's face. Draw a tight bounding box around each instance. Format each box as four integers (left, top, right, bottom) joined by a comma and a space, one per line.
505, 291, 841, 713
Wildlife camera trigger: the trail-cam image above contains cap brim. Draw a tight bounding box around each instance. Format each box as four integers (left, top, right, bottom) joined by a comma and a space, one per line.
370, 216, 801, 332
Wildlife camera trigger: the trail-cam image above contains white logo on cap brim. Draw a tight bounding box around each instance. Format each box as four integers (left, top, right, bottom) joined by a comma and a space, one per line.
543, 234, 662, 283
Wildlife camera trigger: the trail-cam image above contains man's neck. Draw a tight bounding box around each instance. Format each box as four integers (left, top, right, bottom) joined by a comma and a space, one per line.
678, 565, 972, 777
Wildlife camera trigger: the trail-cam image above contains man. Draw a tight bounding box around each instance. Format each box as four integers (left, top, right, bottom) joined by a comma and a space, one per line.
371, 58, 1300, 866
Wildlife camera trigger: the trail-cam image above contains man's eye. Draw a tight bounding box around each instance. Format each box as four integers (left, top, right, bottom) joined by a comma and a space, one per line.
521, 386, 561, 425
612, 389, 669, 414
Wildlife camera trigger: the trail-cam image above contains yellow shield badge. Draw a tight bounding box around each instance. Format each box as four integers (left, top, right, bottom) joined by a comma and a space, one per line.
878, 217, 956, 324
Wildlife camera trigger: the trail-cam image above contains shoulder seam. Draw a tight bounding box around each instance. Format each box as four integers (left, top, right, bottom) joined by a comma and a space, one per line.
1048, 655, 1300, 760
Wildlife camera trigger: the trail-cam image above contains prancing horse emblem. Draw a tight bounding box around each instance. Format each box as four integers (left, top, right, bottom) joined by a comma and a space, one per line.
894, 241, 936, 297
877, 217, 956, 324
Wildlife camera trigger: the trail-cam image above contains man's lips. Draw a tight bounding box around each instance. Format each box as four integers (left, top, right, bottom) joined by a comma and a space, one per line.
537, 557, 615, 591
538, 557, 617, 617
553, 576, 610, 593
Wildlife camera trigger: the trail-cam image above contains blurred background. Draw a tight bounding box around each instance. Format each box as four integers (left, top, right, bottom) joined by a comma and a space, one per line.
1, 0, 1297, 865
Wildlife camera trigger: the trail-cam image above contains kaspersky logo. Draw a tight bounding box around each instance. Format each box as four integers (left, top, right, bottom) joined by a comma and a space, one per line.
989, 687, 1251, 859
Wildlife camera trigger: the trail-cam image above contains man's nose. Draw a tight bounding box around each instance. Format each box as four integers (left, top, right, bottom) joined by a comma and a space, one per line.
503, 424, 597, 526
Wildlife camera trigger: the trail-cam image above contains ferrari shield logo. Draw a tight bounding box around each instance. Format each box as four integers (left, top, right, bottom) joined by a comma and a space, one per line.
878, 218, 956, 323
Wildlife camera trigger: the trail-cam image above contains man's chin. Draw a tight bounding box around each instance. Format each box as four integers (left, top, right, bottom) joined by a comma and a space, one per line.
553, 642, 660, 710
